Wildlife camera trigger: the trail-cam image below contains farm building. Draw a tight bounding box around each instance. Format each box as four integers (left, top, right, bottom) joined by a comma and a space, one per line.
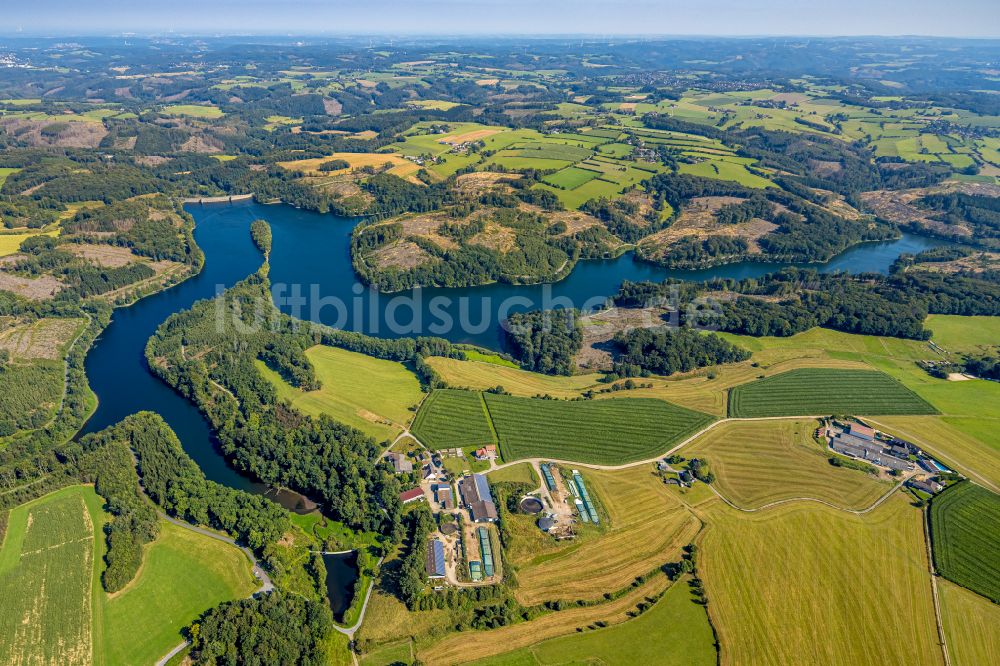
426, 539, 446, 579
572, 471, 599, 524
538, 516, 556, 532
474, 445, 498, 460
540, 463, 557, 491
399, 487, 425, 504
846, 423, 876, 441
829, 431, 914, 472
433, 484, 454, 510
385, 452, 413, 474
460, 474, 499, 522
908, 478, 944, 495
477, 526, 495, 577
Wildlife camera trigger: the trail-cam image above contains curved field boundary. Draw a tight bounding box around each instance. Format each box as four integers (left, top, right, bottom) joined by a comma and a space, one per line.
483, 392, 715, 465
928, 480, 1000, 604
727, 368, 937, 418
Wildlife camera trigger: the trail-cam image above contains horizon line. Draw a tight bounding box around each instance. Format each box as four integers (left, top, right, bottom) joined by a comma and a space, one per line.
1, 31, 1000, 41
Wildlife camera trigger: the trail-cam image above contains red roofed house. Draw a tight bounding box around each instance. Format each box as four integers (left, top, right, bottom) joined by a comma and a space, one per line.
474, 445, 498, 460
399, 487, 425, 504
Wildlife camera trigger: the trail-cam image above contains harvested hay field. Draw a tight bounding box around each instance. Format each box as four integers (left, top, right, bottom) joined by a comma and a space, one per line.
441, 128, 502, 144
871, 416, 1000, 492
682, 419, 891, 510
0, 316, 84, 360
700, 496, 941, 666
256, 344, 423, 441
425, 356, 603, 398
939, 579, 1000, 666
278, 152, 420, 181
0, 486, 96, 666
419, 571, 672, 664
513, 468, 700, 606
474, 576, 717, 666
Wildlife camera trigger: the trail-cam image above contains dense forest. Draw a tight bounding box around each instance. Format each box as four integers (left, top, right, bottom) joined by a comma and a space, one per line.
611, 326, 751, 377
250, 219, 273, 257
613, 267, 1000, 340
503, 308, 583, 375
190, 593, 334, 665
145, 274, 405, 537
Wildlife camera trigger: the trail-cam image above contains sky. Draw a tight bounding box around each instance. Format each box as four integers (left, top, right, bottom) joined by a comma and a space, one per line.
2, 0, 998, 38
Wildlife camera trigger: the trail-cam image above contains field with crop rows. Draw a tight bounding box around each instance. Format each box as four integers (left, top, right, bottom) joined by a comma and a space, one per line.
700, 495, 941, 665
0, 487, 95, 665
483, 393, 715, 464
930, 481, 1000, 603
728, 368, 937, 417
411, 389, 496, 449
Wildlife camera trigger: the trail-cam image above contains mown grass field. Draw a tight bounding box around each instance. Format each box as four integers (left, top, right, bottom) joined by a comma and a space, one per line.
929, 481, 1000, 603
487, 462, 538, 486
425, 356, 602, 398
411, 389, 496, 449
0, 166, 20, 188
161, 103, 224, 118
484, 393, 715, 464
727, 368, 937, 417
419, 572, 673, 664
0, 228, 60, 256
0, 485, 260, 666
0, 486, 96, 666
101, 520, 258, 666
257, 344, 423, 441
513, 468, 700, 606
471, 576, 716, 666
683, 419, 890, 510
278, 152, 420, 181
460, 349, 519, 368
938, 579, 1000, 666
700, 495, 941, 666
